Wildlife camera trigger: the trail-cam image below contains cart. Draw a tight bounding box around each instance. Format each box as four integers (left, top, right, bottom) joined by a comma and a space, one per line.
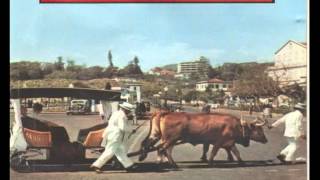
10, 87, 127, 172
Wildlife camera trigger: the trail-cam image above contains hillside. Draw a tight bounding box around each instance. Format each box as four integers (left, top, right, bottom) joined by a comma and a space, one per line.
161, 64, 177, 71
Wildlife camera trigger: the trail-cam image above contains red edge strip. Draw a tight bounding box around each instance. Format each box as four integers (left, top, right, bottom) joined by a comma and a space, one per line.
40, 0, 274, 3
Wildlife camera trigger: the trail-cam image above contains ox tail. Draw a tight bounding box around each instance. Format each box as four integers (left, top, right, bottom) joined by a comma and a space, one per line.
140, 115, 153, 149
140, 111, 163, 149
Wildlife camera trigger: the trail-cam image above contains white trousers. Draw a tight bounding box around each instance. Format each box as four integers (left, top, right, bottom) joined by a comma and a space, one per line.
92, 135, 134, 169
280, 137, 299, 161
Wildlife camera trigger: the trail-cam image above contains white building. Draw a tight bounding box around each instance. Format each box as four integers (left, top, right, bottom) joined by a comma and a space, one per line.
266, 40, 307, 88
196, 78, 233, 95
176, 57, 210, 79
121, 83, 142, 103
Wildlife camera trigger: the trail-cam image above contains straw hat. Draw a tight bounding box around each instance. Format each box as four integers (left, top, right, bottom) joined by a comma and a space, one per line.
294, 103, 306, 110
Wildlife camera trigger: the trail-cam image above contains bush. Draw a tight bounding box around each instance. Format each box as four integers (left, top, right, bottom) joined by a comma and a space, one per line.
45, 71, 77, 79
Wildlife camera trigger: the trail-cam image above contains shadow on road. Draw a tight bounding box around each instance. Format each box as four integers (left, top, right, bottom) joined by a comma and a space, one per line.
177, 160, 306, 169
14, 162, 171, 173
11, 160, 306, 173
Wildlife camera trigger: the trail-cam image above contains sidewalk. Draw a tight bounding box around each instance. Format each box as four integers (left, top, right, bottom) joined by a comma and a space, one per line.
183, 105, 283, 118
214, 108, 284, 118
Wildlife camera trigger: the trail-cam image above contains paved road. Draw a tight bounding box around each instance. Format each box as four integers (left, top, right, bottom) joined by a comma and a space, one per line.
10, 109, 308, 180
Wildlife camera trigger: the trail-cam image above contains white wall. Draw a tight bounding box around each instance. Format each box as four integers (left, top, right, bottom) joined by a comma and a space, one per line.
268, 41, 307, 86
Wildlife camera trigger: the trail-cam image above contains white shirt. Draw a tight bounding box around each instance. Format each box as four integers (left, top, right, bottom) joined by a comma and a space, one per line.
108, 109, 129, 131
272, 110, 304, 138
101, 109, 130, 146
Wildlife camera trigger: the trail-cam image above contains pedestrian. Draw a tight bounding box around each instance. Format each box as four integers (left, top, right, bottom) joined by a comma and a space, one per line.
21, 105, 28, 117
201, 103, 211, 113
99, 82, 113, 121
249, 103, 253, 115
32, 102, 43, 116
90, 102, 139, 173
268, 103, 306, 164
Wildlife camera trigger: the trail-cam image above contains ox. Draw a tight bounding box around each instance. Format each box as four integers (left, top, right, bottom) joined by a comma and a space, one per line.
139, 112, 268, 167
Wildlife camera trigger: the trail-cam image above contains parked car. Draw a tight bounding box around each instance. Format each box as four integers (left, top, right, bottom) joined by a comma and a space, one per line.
66, 99, 91, 115
208, 103, 220, 109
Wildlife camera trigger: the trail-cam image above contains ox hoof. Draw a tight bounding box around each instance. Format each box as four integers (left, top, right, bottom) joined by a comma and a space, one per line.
171, 165, 179, 170
158, 162, 171, 168
138, 154, 147, 162
166, 163, 178, 170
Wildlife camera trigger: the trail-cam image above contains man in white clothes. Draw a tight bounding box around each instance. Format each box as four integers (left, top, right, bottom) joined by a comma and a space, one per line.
90, 102, 138, 173
268, 103, 306, 164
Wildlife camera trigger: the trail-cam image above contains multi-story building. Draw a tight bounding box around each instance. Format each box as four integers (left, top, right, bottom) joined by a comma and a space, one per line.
266, 40, 307, 88
176, 57, 210, 79
196, 78, 233, 95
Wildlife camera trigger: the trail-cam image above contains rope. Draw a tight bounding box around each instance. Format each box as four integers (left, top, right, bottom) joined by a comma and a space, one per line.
127, 119, 149, 139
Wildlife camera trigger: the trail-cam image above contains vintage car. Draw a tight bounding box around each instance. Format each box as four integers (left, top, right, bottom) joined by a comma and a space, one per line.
66, 99, 91, 115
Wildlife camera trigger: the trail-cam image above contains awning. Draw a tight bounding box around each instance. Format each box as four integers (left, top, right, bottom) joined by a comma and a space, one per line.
10, 88, 122, 101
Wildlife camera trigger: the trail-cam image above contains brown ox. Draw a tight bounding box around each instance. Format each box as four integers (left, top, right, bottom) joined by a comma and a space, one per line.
139, 112, 268, 167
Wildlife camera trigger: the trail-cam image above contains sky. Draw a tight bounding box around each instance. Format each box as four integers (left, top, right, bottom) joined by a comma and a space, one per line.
10, 0, 307, 71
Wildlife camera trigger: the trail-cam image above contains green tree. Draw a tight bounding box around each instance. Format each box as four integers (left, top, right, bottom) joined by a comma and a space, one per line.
219, 63, 243, 81
183, 90, 199, 102
120, 58, 144, 77
66, 60, 83, 72
133, 56, 139, 66
283, 83, 306, 103
232, 65, 282, 105
54, 57, 65, 71
207, 66, 221, 79
189, 72, 201, 81
10, 61, 43, 80
104, 66, 118, 78
205, 86, 211, 93
40, 63, 55, 76
108, 50, 113, 67
77, 66, 104, 80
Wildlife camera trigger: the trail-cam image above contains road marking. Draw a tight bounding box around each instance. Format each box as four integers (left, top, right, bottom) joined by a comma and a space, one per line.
128, 123, 149, 152
219, 169, 232, 171
265, 169, 279, 172
288, 169, 302, 172
240, 169, 252, 171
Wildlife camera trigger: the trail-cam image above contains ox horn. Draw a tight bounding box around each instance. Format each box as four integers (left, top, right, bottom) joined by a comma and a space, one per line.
254, 116, 267, 127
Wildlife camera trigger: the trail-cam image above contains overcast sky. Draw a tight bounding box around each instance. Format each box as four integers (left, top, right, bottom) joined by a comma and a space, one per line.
10, 0, 307, 71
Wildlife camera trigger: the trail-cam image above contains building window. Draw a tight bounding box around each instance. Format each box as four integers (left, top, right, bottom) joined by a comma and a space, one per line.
215, 84, 219, 89
223, 84, 226, 88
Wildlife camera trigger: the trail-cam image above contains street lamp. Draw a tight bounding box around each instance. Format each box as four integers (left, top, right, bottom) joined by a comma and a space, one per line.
164, 86, 168, 108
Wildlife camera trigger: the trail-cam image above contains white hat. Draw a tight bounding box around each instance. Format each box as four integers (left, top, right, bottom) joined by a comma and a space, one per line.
119, 102, 135, 111
294, 103, 306, 110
